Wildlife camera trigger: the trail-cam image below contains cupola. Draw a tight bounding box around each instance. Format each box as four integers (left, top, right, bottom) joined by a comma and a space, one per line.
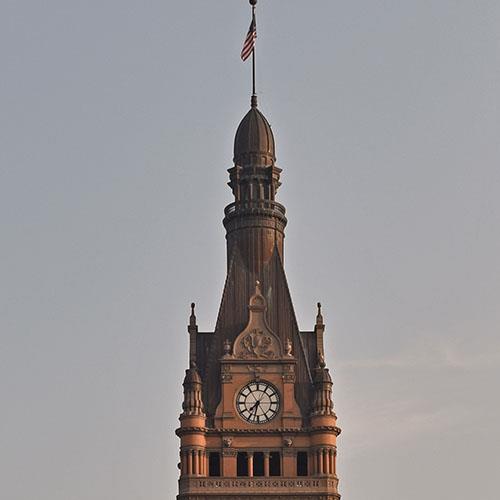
233, 96, 275, 167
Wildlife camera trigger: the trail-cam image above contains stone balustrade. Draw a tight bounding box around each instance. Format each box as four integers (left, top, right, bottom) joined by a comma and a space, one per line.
179, 476, 339, 496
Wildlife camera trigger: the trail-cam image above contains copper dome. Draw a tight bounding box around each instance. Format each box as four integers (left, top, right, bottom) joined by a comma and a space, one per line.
233, 98, 275, 167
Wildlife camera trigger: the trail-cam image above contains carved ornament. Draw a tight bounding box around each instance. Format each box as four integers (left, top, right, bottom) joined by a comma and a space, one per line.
237, 329, 278, 359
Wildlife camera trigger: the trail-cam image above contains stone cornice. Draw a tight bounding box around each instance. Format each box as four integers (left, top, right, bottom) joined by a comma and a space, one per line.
176, 425, 341, 438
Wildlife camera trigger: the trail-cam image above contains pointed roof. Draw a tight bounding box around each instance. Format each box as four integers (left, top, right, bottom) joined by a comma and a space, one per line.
196, 245, 318, 421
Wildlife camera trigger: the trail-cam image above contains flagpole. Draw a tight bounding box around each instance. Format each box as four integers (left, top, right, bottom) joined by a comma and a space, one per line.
251, 0, 257, 99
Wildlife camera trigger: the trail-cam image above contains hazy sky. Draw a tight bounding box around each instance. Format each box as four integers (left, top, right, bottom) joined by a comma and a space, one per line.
1, 1, 499, 499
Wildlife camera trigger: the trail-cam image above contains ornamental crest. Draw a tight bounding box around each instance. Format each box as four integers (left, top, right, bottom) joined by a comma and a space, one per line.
236, 329, 278, 359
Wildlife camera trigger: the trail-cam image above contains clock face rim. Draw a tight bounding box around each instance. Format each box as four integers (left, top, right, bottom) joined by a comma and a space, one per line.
236, 380, 281, 425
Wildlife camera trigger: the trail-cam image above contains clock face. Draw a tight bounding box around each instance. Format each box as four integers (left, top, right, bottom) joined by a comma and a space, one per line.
236, 381, 280, 424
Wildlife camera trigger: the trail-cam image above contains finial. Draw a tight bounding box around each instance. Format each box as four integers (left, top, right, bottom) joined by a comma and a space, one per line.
251, 94, 258, 108
189, 302, 197, 327
316, 302, 324, 325
249, 0, 257, 5
249, 279, 266, 311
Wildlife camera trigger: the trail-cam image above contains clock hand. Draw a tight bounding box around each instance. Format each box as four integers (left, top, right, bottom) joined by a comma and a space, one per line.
248, 400, 259, 414
251, 400, 260, 417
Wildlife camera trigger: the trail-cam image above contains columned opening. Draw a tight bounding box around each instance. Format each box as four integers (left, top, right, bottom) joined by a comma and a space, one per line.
253, 452, 265, 476
297, 451, 308, 476
269, 452, 281, 476
208, 452, 220, 477
237, 452, 248, 477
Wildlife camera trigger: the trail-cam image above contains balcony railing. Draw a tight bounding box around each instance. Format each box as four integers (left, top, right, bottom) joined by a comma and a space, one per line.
179, 476, 339, 496
224, 201, 286, 218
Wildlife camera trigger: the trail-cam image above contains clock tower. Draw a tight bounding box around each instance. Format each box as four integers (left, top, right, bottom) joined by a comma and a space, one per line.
176, 4, 340, 499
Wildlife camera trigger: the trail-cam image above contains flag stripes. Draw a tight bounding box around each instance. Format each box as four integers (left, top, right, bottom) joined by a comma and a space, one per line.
241, 18, 257, 61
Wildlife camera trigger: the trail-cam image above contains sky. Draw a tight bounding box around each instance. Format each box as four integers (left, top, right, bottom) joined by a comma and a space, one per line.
1, 1, 499, 499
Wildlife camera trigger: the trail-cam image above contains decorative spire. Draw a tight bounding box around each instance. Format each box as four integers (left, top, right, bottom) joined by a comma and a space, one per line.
315, 302, 326, 362
189, 302, 196, 328
188, 302, 198, 365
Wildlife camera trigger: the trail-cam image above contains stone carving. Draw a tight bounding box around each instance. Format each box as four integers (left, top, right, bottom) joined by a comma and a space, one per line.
283, 437, 293, 447
221, 363, 232, 383
282, 363, 296, 383
247, 364, 265, 374
222, 436, 233, 448
285, 338, 293, 357
236, 329, 277, 359
247, 364, 266, 380
223, 338, 232, 358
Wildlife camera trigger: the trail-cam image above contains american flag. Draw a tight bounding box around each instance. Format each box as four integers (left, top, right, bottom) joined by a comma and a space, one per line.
241, 18, 257, 62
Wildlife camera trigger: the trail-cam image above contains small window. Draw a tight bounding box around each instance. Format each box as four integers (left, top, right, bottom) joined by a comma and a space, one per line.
237, 452, 248, 477
209, 452, 221, 477
253, 452, 265, 477
270, 451, 281, 476
297, 451, 308, 476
